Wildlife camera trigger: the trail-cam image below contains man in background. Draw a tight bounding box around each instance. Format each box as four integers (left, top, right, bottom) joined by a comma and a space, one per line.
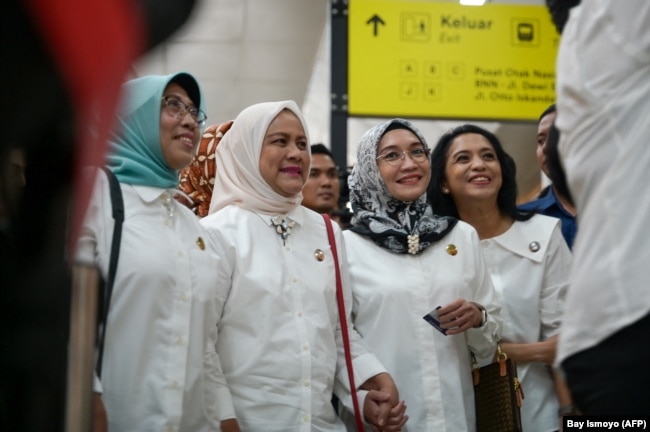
302, 144, 341, 216
519, 104, 577, 249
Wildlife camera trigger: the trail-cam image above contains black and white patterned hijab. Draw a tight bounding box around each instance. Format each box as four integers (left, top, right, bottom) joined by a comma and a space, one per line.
348, 118, 457, 254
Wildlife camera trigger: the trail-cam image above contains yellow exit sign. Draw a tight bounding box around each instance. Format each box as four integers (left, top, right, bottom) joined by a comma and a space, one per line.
348, 0, 559, 120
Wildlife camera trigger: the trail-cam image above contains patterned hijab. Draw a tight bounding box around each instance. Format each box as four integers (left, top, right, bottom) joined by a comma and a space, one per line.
207, 100, 310, 216
348, 118, 457, 254
106, 72, 206, 188
177, 121, 234, 216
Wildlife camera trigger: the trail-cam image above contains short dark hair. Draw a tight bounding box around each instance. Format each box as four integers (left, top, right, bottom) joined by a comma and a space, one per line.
545, 122, 575, 205
311, 143, 334, 159
427, 124, 533, 221
546, 0, 581, 34
539, 103, 556, 122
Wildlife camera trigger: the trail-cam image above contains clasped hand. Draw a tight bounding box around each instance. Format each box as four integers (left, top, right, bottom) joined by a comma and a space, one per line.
435, 298, 483, 335
362, 372, 408, 431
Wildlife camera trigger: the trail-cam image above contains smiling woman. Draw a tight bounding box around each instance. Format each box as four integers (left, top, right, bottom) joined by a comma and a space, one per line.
199, 101, 405, 432
428, 124, 573, 431
375, 126, 431, 203
159, 82, 204, 170
340, 118, 502, 431
74, 72, 225, 431
106, 72, 206, 187
258, 109, 309, 197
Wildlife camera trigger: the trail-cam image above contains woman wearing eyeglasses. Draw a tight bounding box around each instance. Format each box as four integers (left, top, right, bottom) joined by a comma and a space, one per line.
74, 72, 223, 431
340, 119, 502, 431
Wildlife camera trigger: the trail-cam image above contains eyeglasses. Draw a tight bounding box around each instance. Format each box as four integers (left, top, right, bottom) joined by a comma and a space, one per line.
161, 96, 207, 126
376, 148, 430, 166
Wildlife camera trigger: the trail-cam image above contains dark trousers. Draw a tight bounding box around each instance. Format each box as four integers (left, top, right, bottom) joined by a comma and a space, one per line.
562, 313, 650, 415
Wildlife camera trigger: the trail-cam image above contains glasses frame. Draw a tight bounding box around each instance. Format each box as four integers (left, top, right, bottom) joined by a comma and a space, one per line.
161, 96, 207, 126
376, 148, 431, 166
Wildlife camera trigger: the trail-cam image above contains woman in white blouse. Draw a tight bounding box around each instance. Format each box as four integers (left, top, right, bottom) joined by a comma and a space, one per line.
75, 72, 223, 431
200, 101, 405, 432
428, 124, 573, 431
342, 118, 501, 431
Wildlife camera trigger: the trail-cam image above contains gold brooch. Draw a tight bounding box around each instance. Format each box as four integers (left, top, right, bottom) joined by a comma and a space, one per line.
314, 249, 325, 261
196, 237, 205, 250
446, 244, 458, 256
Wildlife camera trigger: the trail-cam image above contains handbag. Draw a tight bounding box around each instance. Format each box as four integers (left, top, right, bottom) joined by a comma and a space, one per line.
322, 214, 364, 432
472, 343, 524, 432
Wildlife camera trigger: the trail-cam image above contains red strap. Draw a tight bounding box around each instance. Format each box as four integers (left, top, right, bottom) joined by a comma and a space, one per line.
322, 214, 364, 431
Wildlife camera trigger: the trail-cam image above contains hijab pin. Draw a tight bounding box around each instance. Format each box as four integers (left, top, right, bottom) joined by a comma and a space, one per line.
446, 244, 458, 256
196, 237, 205, 250
529, 241, 540, 253
314, 249, 325, 261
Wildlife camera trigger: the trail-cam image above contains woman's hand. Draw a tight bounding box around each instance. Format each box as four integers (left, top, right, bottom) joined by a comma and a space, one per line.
436, 298, 483, 335
361, 372, 408, 431
363, 390, 408, 431
220, 418, 241, 432
500, 334, 558, 365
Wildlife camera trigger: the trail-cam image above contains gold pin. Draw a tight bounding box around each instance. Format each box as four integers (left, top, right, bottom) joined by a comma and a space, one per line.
314, 249, 325, 261
196, 237, 205, 250
446, 244, 458, 256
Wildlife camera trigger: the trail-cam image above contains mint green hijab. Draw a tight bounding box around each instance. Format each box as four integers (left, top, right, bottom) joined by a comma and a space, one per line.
106, 72, 205, 188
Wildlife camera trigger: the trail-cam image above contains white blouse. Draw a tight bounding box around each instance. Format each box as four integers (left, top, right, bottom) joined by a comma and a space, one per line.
75, 172, 222, 432
480, 215, 571, 432
200, 205, 386, 432
342, 220, 501, 432
555, 0, 650, 367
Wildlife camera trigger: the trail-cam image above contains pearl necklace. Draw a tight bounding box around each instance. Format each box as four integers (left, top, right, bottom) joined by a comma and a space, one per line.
407, 234, 420, 255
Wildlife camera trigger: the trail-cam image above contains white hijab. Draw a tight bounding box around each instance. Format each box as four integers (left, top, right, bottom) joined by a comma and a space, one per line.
207, 100, 311, 216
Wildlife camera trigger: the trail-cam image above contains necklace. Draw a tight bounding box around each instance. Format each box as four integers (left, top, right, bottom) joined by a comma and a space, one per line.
406, 218, 420, 255
407, 233, 420, 255
271, 215, 295, 246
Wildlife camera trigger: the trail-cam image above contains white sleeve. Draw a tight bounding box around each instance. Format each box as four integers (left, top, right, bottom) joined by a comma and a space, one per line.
464, 228, 502, 364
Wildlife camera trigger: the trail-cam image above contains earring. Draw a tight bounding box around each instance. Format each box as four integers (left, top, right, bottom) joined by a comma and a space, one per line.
442, 187, 450, 194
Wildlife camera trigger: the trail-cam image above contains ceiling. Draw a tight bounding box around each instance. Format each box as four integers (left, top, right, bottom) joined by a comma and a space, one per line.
134, 0, 549, 201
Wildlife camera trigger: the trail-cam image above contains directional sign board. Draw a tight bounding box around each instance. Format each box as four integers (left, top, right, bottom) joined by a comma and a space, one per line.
348, 0, 559, 120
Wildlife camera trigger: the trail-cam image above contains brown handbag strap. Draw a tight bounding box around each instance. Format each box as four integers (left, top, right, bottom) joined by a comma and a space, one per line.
322, 214, 364, 431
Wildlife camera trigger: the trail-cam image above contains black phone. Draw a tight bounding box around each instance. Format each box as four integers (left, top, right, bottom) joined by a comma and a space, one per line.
423, 307, 448, 335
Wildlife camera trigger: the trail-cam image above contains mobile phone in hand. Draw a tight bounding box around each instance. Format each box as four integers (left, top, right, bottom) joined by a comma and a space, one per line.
423, 307, 447, 335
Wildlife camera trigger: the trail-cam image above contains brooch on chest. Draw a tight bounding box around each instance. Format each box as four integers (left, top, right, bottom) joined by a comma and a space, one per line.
271, 215, 296, 246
